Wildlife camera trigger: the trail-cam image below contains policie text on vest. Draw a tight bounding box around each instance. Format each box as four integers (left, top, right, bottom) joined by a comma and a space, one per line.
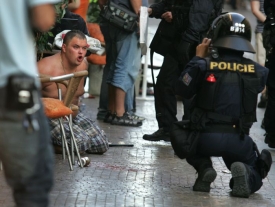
210, 61, 255, 73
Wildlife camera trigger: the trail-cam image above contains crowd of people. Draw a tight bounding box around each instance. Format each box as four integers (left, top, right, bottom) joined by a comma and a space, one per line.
0, 0, 274, 206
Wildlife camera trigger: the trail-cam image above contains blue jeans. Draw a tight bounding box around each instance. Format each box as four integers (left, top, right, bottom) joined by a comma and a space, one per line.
99, 24, 140, 113
98, 64, 135, 113
0, 87, 54, 207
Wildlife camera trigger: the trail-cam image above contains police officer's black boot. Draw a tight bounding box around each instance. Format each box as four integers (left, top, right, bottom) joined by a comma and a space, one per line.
143, 128, 170, 142
193, 162, 217, 192
257, 94, 267, 108
265, 133, 275, 148
230, 162, 252, 198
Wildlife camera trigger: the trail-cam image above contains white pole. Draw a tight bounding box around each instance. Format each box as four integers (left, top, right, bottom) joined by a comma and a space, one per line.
140, 30, 149, 100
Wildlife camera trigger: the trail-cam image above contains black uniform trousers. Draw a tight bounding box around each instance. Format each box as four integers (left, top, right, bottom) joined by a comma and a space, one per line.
154, 45, 195, 133
264, 53, 275, 137
154, 53, 193, 132
186, 132, 263, 194
155, 54, 181, 132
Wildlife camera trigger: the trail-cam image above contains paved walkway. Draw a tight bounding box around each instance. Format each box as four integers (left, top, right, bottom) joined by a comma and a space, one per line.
0, 96, 274, 207
1, 2, 275, 207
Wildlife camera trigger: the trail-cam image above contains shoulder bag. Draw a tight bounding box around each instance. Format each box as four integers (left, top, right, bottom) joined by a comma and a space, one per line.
100, 1, 138, 32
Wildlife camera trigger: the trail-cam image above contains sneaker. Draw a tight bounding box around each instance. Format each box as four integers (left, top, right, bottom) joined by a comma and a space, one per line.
143, 128, 170, 142
230, 162, 251, 198
111, 112, 142, 127
193, 168, 217, 192
129, 113, 145, 121
103, 111, 115, 123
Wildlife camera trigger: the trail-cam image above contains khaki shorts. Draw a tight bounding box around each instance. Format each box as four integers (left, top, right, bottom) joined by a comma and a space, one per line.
255, 33, 266, 66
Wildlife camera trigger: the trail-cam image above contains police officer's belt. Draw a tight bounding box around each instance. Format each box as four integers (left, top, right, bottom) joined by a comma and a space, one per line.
204, 112, 240, 133
203, 124, 240, 133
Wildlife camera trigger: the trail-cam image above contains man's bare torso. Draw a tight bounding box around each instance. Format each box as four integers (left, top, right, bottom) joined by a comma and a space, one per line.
38, 52, 88, 116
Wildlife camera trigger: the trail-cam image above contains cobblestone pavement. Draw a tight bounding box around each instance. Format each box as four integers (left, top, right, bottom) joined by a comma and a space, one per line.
1, 3, 275, 207
0, 97, 274, 207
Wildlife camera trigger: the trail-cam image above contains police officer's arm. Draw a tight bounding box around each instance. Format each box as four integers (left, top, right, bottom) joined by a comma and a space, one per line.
148, 0, 167, 18
175, 57, 206, 99
175, 38, 210, 99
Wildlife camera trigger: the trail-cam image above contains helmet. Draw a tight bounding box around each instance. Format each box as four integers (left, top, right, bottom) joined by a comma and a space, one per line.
207, 12, 255, 53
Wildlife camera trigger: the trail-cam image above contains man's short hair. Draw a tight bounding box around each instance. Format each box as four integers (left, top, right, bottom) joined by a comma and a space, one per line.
63, 30, 86, 45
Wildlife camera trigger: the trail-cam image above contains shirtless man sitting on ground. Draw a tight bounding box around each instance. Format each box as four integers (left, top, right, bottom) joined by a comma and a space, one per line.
38, 30, 109, 154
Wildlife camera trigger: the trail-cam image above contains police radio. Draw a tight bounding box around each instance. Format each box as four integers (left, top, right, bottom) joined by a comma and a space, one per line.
209, 43, 219, 59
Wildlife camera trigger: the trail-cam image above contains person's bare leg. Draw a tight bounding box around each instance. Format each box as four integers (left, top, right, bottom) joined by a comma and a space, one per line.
108, 84, 115, 114
114, 86, 126, 117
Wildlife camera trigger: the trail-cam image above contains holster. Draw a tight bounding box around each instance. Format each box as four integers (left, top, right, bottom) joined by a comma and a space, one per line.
6, 75, 36, 111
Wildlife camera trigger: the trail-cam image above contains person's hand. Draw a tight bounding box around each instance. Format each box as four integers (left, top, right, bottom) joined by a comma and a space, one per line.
196, 38, 211, 58
31, 4, 56, 32
138, 7, 151, 16
161, 11, 172, 22
147, 8, 152, 15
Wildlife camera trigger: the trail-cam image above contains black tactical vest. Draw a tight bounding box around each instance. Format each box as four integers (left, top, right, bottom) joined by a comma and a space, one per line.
195, 57, 260, 129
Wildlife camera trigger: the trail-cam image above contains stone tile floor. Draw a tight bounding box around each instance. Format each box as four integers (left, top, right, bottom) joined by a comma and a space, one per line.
1, 3, 275, 207
0, 96, 274, 207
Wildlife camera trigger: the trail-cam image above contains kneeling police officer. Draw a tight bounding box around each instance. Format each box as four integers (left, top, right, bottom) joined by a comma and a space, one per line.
175, 12, 272, 198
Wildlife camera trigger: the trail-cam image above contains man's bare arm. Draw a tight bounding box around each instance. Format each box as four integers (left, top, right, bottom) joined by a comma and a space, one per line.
68, 0, 81, 10
251, 0, 266, 23
31, 4, 56, 32
130, 0, 142, 14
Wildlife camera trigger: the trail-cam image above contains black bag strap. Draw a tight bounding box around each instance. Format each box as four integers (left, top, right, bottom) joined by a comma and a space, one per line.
150, 49, 156, 87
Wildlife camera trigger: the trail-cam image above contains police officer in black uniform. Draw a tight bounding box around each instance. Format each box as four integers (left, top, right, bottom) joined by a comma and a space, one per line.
263, 0, 275, 148
175, 12, 272, 197
143, 0, 224, 142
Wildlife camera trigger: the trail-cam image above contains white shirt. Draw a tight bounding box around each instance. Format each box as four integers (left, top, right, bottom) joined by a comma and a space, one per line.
0, 0, 60, 87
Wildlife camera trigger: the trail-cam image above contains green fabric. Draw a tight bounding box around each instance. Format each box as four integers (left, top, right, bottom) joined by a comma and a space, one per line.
87, 2, 101, 23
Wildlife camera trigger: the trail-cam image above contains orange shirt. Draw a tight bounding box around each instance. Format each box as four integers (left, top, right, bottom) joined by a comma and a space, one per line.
72, 0, 89, 22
